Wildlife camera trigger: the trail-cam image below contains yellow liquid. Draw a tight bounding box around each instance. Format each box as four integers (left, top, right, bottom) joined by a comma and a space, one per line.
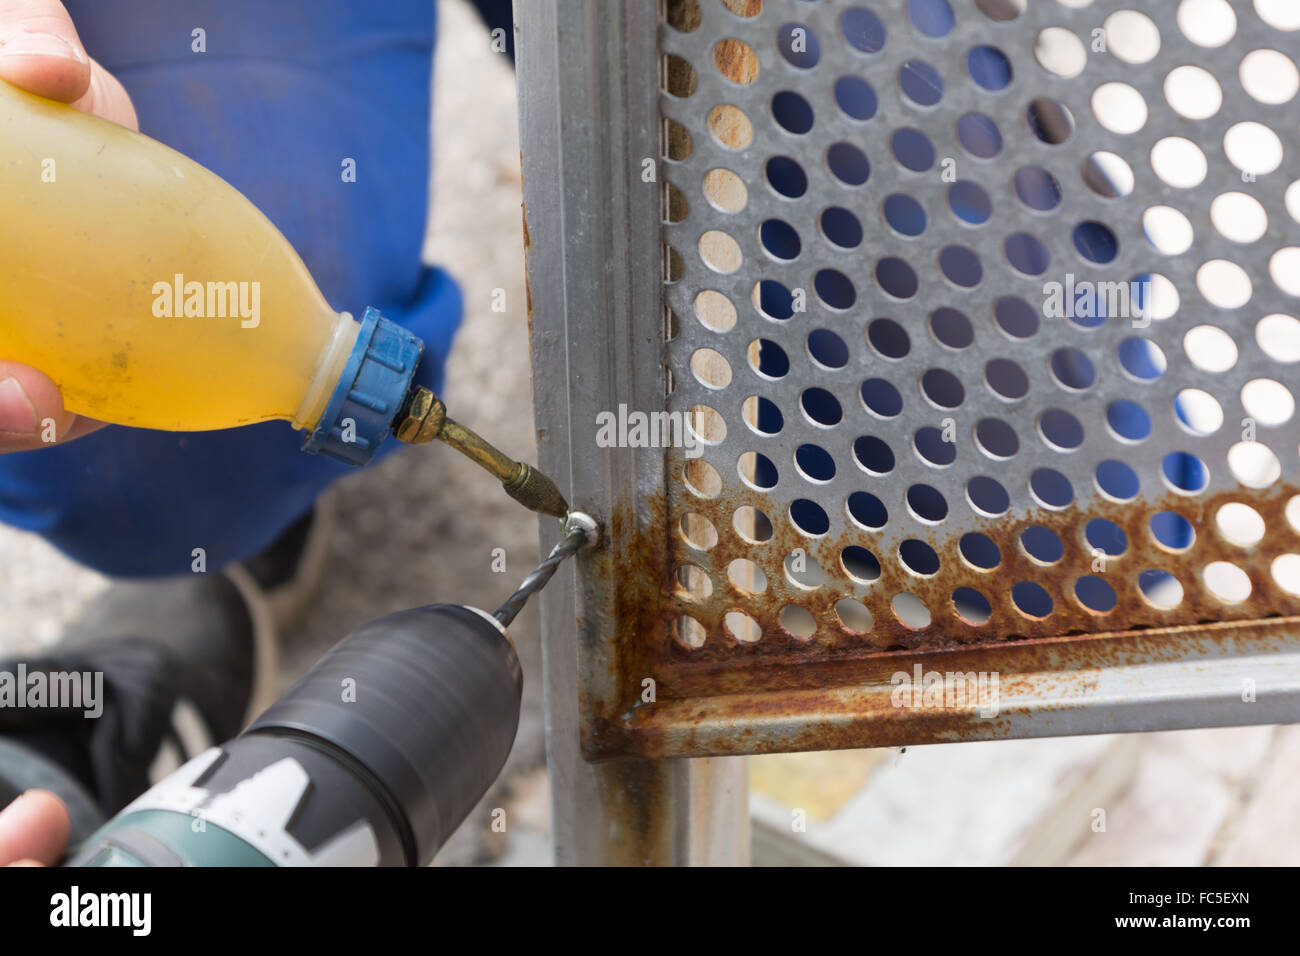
0, 80, 358, 431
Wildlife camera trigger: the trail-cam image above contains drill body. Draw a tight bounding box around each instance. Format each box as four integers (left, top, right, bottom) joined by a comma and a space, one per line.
66, 604, 522, 867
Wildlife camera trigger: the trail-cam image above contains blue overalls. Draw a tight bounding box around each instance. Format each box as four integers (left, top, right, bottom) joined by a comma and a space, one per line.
0, 1, 463, 576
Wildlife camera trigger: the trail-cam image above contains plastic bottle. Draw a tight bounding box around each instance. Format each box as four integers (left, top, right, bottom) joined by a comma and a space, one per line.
0, 79, 420, 465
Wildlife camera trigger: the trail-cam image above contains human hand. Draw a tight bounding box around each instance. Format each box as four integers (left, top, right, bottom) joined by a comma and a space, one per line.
0, 0, 138, 452
0, 789, 71, 866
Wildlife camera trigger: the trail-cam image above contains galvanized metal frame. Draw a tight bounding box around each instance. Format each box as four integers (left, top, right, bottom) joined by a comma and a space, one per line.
518, 0, 1300, 863
517, 0, 748, 865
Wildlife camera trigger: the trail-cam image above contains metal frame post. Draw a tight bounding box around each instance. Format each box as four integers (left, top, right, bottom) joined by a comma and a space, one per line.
516, 0, 749, 866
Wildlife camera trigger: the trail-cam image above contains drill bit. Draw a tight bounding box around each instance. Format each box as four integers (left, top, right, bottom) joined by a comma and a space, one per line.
494, 512, 599, 626
393, 386, 569, 518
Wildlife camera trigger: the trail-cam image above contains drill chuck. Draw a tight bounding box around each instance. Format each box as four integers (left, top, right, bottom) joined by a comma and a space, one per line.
67, 604, 522, 867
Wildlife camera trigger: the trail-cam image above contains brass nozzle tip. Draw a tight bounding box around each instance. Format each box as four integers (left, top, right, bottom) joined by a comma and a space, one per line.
394, 387, 567, 518
503, 463, 570, 518
393, 386, 446, 444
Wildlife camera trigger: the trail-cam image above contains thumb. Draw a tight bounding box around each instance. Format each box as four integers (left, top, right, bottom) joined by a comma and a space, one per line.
0, 361, 82, 452
0, 789, 71, 866
0, 0, 90, 103
0, 0, 137, 128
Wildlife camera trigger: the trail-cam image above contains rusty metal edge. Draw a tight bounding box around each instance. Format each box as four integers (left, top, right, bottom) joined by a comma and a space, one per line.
587, 615, 1300, 758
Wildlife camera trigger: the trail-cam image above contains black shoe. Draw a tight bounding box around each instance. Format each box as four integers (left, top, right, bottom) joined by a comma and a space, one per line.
3, 572, 274, 813
62, 573, 263, 745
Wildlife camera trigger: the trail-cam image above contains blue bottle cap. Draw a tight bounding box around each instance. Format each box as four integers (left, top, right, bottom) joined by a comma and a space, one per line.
301, 307, 423, 466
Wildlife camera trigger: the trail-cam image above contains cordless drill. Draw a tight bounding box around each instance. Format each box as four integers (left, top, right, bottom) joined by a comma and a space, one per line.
65, 514, 597, 867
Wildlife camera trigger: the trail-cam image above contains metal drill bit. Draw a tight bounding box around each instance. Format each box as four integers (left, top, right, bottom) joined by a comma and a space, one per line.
494, 512, 599, 626
393, 385, 570, 518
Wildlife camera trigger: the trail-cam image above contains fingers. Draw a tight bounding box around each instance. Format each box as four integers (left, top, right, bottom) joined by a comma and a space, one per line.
0, 1, 137, 129
0, 789, 71, 867
72, 56, 138, 129
0, 5, 136, 447
0, 0, 90, 103
0, 360, 102, 452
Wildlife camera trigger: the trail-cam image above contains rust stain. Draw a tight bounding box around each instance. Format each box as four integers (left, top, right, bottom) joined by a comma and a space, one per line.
711, 39, 758, 86
574, 0, 1300, 764
580, 492, 676, 757
590, 610, 1300, 759
634, 613, 1297, 758
519, 150, 534, 332
659, 473, 1300, 665
722, 0, 763, 17
580, 468, 1300, 760
707, 2, 761, 86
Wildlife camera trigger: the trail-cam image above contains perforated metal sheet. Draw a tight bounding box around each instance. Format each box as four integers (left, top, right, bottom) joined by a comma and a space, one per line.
657, 0, 1300, 669
520, 0, 1300, 767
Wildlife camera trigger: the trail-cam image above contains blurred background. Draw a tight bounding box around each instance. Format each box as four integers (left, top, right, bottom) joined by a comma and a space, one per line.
0, 0, 1296, 866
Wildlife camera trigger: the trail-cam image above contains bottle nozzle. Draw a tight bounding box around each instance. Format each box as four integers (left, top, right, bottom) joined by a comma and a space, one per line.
501, 462, 570, 520
393, 386, 570, 518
